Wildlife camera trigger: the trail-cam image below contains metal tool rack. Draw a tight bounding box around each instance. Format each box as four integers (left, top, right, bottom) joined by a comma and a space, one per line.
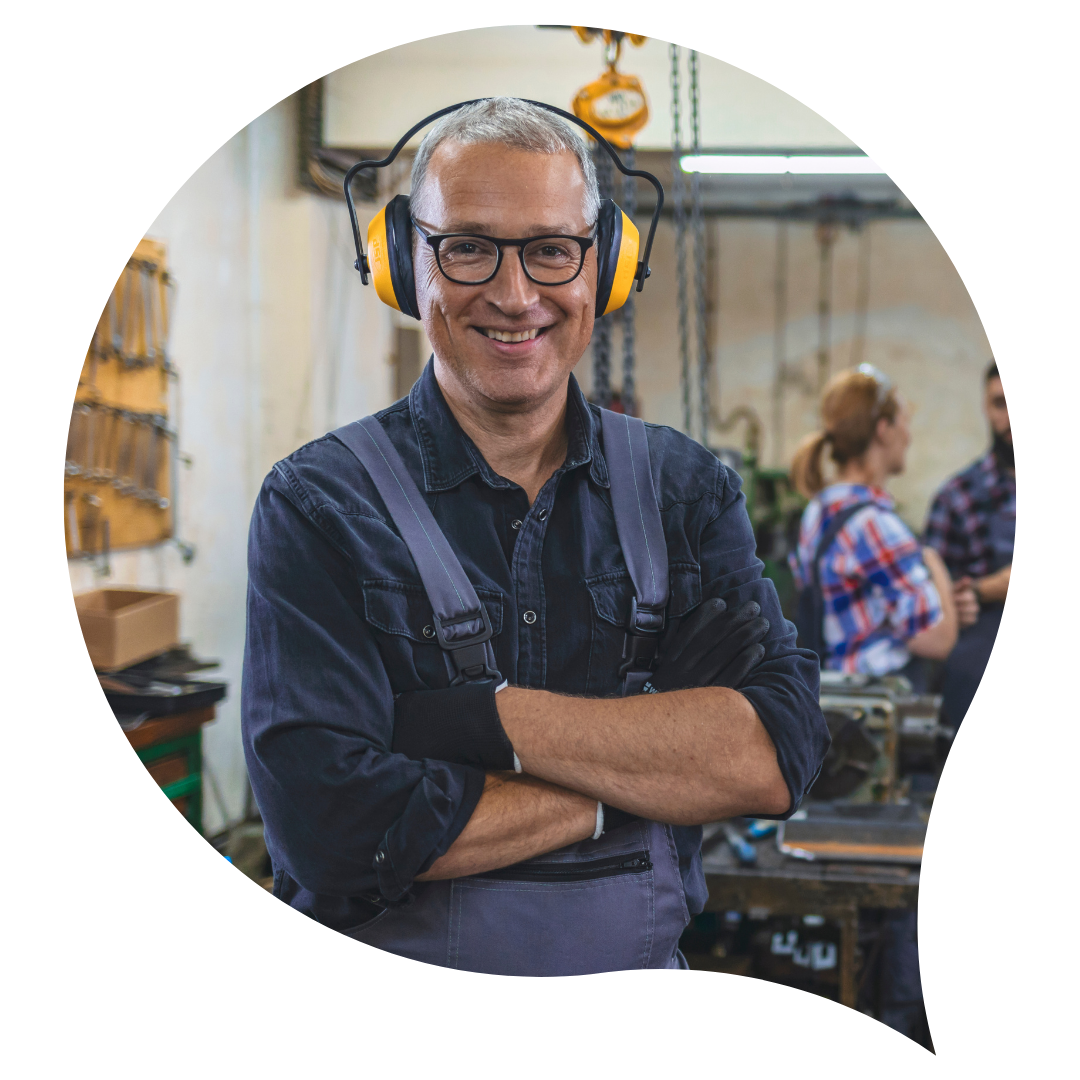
65, 238, 187, 567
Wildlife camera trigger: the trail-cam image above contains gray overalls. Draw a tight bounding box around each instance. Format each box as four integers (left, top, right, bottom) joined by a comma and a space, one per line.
331, 410, 690, 975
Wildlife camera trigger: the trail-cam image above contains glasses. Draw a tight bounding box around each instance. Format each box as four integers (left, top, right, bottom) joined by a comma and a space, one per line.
413, 221, 595, 286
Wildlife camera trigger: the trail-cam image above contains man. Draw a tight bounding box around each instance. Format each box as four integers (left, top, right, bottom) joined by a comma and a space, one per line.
924, 362, 1015, 725
242, 98, 828, 974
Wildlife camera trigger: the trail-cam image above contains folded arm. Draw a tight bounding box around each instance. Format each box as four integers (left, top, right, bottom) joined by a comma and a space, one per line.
497, 685, 789, 825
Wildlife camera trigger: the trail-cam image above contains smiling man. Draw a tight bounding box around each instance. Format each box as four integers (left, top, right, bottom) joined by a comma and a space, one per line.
242, 98, 828, 975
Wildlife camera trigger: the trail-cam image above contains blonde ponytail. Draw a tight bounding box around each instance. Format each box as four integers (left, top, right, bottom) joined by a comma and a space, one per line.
792, 367, 900, 497
791, 431, 830, 498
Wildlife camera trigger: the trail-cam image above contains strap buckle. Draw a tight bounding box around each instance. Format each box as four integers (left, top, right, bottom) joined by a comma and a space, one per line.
617, 596, 665, 684
434, 606, 501, 685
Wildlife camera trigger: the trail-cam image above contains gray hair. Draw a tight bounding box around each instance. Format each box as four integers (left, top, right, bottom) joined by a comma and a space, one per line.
409, 97, 602, 225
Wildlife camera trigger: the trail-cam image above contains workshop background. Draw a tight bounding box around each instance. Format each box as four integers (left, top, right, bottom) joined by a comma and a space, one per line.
66, 25, 993, 1032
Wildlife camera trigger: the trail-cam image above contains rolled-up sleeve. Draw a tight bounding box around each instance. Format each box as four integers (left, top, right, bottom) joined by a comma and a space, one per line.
697, 463, 830, 817
241, 467, 485, 902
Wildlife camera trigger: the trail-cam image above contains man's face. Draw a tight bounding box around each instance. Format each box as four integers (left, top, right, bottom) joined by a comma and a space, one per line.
413, 142, 596, 412
985, 375, 1010, 443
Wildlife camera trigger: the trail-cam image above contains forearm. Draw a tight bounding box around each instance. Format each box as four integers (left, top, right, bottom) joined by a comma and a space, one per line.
910, 549, 959, 658
497, 686, 789, 825
975, 564, 1010, 603
415, 772, 597, 881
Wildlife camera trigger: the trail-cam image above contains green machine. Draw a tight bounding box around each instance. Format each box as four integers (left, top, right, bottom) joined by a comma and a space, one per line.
712, 408, 806, 621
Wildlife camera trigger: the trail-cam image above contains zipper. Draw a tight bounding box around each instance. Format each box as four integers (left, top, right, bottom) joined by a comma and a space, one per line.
476, 851, 652, 883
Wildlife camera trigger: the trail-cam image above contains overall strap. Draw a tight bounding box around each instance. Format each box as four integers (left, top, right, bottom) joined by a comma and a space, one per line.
805, 500, 875, 660
600, 410, 669, 695
332, 415, 500, 686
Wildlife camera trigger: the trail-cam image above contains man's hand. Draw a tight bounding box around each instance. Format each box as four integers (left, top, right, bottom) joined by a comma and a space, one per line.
953, 577, 980, 628
974, 564, 1011, 604
648, 598, 770, 692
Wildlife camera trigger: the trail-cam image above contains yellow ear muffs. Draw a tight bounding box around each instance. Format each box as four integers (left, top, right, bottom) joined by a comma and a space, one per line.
366, 195, 421, 319
366, 206, 399, 311
594, 200, 640, 317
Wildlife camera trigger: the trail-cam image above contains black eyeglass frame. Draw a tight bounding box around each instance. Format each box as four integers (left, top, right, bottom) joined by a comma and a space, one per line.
412, 221, 597, 287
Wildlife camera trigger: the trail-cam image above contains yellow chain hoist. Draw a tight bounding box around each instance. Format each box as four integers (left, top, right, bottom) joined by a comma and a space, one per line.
570, 29, 649, 149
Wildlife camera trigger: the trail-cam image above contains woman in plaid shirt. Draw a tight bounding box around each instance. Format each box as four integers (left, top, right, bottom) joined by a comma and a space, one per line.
789, 365, 963, 681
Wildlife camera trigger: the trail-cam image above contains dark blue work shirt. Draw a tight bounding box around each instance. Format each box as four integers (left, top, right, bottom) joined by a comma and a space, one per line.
242, 362, 827, 935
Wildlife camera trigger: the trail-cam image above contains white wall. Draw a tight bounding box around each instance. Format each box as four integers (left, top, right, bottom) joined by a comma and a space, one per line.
324, 26, 857, 151
69, 94, 395, 834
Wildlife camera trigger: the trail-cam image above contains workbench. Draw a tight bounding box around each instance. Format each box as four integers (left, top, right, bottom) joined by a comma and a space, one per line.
698, 824, 920, 1008
123, 705, 215, 834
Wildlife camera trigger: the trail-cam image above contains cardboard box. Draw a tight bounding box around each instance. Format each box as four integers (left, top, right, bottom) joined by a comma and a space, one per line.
74, 588, 179, 671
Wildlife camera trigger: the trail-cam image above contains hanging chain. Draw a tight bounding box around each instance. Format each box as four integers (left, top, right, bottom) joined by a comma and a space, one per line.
689, 49, 710, 446
815, 221, 838, 391
771, 219, 789, 467
591, 144, 615, 408
621, 145, 637, 415
671, 44, 692, 436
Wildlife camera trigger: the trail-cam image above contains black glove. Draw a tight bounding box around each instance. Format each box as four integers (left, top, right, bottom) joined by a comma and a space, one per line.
602, 600, 769, 835
648, 598, 770, 692
391, 679, 516, 770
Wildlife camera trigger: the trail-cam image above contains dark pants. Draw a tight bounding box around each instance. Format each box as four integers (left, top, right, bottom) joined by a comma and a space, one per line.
942, 605, 1003, 727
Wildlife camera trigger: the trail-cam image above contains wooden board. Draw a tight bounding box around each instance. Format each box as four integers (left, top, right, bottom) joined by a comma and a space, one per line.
66, 238, 175, 558
124, 706, 215, 752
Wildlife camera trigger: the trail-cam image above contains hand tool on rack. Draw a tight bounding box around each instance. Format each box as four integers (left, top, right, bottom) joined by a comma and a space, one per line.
68, 404, 91, 477
112, 266, 131, 369
147, 416, 171, 509
81, 492, 102, 557
142, 261, 157, 366
158, 269, 176, 375
84, 403, 98, 481
97, 407, 117, 483
138, 416, 160, 502
123, 415, 150, 497
65, 405, 82, 477
98, 518, 111, 577
65, 490, 81, 555
113, 410, 136, 494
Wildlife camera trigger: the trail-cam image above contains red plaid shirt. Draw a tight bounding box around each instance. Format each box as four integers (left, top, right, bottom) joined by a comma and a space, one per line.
924, 450, 1015, 579
791, 484, 944, 674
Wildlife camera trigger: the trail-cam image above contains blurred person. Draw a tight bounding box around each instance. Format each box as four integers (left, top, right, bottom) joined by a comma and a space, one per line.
789, 363, 964, 1045
924, 362, 1015, 726
790, 364, 962, 687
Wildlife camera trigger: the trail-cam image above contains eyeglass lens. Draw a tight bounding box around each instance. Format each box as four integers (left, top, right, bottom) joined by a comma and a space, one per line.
437, 236, 585, 284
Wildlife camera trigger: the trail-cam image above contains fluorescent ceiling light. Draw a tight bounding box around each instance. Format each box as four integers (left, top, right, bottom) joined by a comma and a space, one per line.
681, 154, 885, 175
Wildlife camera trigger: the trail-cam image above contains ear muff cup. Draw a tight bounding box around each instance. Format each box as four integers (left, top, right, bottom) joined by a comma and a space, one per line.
594, 199, 640, 318
367, 194, 420, 320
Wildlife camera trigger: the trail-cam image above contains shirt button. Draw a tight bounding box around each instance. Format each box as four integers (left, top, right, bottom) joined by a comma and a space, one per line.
537, 508, 548, 521
523, 610, 537, 625
511, 519, 522, 531
374, 851, 386, 865
422, 625, 435, 639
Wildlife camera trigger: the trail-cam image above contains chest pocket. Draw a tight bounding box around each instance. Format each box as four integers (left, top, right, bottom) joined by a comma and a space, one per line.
583, 563, 701, 696
361, 579, 504, 693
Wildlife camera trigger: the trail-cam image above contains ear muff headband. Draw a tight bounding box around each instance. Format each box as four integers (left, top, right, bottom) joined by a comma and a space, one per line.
343, 98, 665, 318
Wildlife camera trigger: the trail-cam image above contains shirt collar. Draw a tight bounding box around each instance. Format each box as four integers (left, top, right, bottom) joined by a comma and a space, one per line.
408, 358, 608, 493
